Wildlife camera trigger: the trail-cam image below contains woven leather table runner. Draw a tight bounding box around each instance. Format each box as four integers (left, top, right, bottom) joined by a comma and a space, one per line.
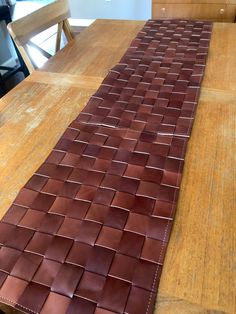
0, 20, 212, 314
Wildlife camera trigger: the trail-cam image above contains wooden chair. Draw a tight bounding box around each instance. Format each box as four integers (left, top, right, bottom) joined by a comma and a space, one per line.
0, 5, 29, 97
7, 0, 74, 73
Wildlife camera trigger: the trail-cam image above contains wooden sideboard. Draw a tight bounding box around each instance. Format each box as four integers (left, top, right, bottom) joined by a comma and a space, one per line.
152, 0, 236, 22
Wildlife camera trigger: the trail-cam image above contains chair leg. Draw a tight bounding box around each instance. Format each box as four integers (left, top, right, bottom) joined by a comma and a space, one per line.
0, 73, 7, 97
13, 41, 30, 77
2, 6, 30, 78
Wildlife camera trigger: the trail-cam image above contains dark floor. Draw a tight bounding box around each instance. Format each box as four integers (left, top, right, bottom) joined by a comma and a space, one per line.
1, 71, 25, 96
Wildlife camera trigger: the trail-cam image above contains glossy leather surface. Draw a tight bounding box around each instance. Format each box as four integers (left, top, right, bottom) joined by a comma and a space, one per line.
0, 19, 212, 314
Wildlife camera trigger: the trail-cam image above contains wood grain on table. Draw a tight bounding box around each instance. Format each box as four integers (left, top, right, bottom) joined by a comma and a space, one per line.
0, 20, 235, 314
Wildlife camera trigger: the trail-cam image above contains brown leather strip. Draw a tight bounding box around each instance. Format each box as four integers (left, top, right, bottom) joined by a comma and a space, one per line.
0, 19, 212, 314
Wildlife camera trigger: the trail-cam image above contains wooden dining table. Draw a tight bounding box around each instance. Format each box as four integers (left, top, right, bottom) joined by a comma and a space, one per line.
0, 19, 235, 314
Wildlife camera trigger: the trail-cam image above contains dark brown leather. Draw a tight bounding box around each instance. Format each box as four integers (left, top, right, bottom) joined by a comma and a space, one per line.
0, 19, 212, 314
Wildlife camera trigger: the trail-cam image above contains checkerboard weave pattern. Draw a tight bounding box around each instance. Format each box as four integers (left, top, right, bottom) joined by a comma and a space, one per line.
0, 19, 212, 314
